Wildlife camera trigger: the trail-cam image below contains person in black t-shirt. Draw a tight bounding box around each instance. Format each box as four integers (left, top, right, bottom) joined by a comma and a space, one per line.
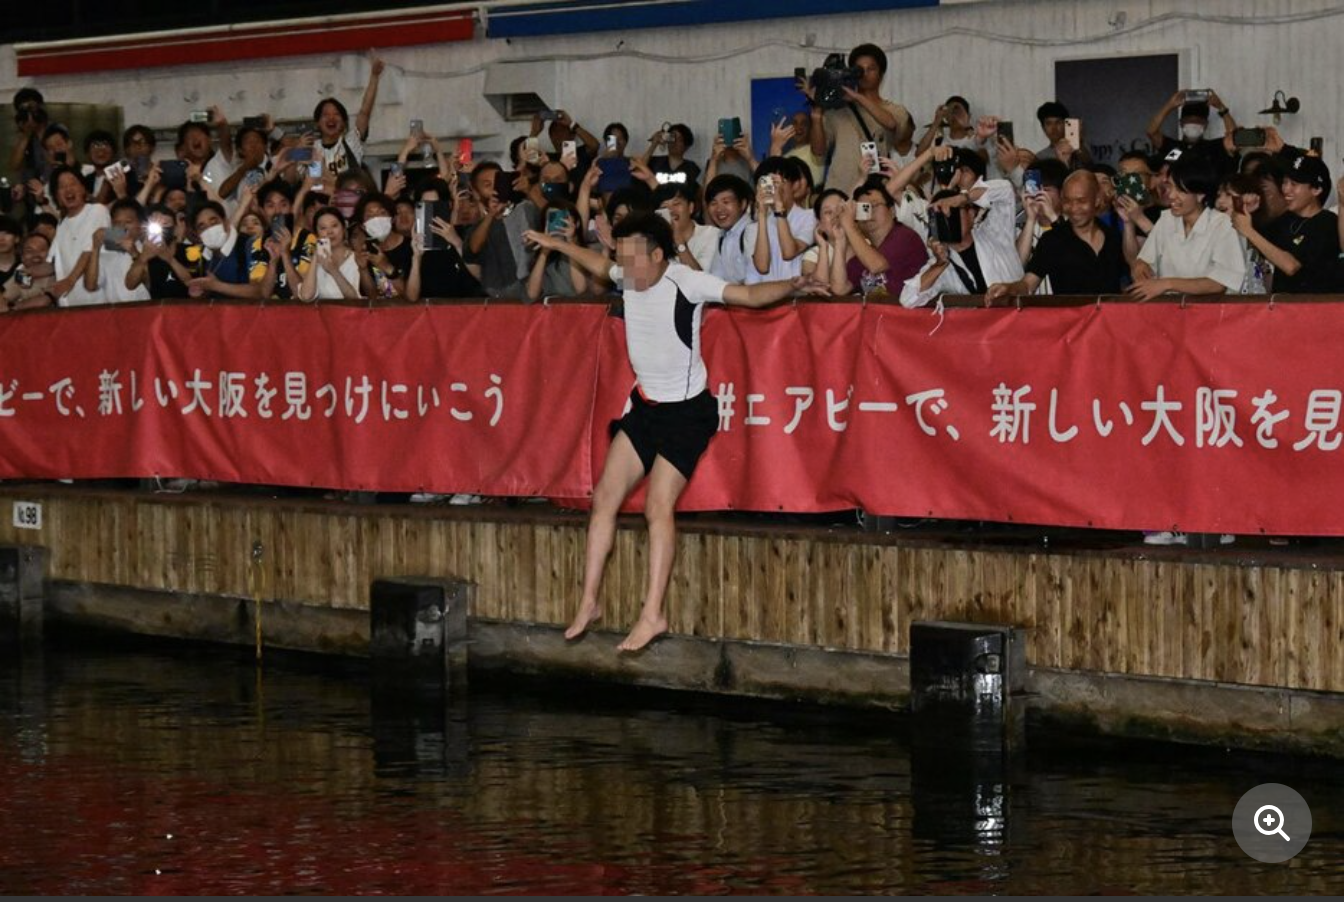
1232, 154, 1340, 293
407, 181, 481, 301
989, 171, 1126, 299
125, 204, 192, 298
1146, 91, 1238, 178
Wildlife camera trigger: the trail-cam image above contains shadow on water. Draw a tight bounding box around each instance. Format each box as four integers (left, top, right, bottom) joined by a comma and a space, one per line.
1, 635, 1342, 894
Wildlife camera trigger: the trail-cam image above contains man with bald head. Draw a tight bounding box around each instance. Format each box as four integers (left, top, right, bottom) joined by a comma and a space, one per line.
988, 169, 1127, 298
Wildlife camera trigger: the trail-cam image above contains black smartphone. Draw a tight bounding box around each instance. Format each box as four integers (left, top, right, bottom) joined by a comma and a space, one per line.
270, 214, 292, 236
997, 120, 1014, 144
159, 159, 189, 191
1310, 136, 1324, 155
928, 209, 963, 244
416, 199, 451, 250
794, 67, 808, 82
289, 147, 313, 163
242, 115, 267, 130
1232, 127, 1266, 149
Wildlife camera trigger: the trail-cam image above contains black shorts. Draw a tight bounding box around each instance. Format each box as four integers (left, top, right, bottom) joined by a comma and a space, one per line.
611, 389, 718, 480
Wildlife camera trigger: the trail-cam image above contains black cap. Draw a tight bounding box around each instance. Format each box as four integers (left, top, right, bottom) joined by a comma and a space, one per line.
1180, 101, 1211, 121
1284, 153, 1331, 192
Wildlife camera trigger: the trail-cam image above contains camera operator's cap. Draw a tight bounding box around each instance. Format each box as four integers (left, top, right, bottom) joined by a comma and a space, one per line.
1285, 153, 1331, 192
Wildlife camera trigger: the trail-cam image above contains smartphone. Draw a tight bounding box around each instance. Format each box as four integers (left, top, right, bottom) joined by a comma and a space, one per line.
523, 137, 542, 164
146, 221, 166, 246
290, 147, 312, 163
102, 226, 128, 251
307, 160, 324, 179
1231, 127, 1266, 149
1310, 137, 1324, 156
242, 115, 266, 130
1114, 172, 1151, 205
159, 159, 189, 191
759, 175, 776, 203
409, 118, 423, 137
457, 137, 473, 168
416, 200, 451, 250
855, 201, 873, 222
1064, 117, 1081, 150
859, 141, 881, 175
538, 109, 559, 123
1023, 168, 1043, 197
596, 158, 632, 193
660, 122, 673, 146
605, 134, 619, 153
562, 140, 577, 159
270, 214, 290, 236
718, 117, 742, 145
996, 120, 1015, 144
317, 237, 332, 257
1184, 88, 1212, 103
189, 110, 211, 124
794, 66, 808, 82
546, 208, 570, 235
388, 161, 403, 178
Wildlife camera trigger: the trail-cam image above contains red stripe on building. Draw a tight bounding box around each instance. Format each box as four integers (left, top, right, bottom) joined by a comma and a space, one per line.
16, 12, 475, 77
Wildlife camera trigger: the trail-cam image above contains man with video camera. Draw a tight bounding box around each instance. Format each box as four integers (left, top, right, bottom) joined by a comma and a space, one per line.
801, 44, 914, 195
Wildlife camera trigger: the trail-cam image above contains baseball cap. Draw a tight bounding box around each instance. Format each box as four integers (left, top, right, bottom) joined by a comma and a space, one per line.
1284, 153, 1331, 192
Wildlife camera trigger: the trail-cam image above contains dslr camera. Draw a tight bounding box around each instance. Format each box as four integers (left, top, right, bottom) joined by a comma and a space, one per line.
808, 53, 862, 110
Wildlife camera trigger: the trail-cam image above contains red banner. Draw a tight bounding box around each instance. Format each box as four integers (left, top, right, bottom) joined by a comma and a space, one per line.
1, 300, 1342, 535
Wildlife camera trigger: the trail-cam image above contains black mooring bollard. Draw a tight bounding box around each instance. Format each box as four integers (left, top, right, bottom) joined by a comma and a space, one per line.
0, 546, 48, 646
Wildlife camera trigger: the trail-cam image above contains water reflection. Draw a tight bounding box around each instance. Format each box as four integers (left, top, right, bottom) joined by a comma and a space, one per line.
0, 641, 1340, 894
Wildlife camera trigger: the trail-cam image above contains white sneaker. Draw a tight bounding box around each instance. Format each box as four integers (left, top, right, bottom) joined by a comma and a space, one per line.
449, 493, 483, 505
409, 492, 449, 503
1143, 531, 1188, 546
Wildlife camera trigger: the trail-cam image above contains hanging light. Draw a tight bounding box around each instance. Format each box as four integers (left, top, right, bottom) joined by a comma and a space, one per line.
1258, 90, 1301, 124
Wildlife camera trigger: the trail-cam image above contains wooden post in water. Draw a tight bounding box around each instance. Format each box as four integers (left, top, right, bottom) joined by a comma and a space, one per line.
0, 545, 47, 646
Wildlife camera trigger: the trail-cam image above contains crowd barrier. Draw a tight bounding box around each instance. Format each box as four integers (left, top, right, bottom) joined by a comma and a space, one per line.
0, 294, 1339, 535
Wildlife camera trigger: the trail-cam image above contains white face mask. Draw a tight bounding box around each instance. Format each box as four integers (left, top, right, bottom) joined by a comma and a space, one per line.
364, 216, 392, 242
199, 223, 228, 250
1181, 123, 1206, 142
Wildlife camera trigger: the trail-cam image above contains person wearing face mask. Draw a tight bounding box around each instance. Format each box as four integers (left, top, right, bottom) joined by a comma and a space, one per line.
48, 166, 111, 306
186, 201, 262, 298
1146, 91, 1238, 178
352, 192, 407, 296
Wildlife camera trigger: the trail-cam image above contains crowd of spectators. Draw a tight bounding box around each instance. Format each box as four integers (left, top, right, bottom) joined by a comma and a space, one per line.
3, 44, 1344, 316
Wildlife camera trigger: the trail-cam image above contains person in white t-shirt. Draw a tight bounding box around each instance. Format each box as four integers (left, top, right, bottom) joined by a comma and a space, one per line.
48, 167, 111, 307
653, 182, 719, 272
523, 214, 830, 652
744, 158, 818, 284
312, 54, 385, 175
82, 197, 152, 304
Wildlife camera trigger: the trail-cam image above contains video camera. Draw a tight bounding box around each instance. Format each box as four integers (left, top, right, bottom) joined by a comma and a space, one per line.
808, 53, 863, 110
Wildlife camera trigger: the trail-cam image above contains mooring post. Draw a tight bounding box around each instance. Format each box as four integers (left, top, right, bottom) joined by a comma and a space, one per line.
0, 545, 48, 646
368, 576, 473, 776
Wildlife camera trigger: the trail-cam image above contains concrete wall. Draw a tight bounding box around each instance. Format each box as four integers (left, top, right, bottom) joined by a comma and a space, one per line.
3, 0, 1342, 165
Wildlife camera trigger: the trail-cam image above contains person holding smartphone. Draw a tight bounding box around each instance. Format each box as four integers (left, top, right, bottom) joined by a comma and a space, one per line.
1146, 90, 1238, 177
298, 207, 360, 300
1230, 154, 1339, 293
8, 88, 49, 184
826, 180, 925, 299
1032, 101, 1091, 168
125, 204, 194, 299
83, 197, 152, 303
524, 203, 589, 301
405, 180, 482, 303
1, 232, 56, 311
744, 157, 816, 282
641, 123, 701, 187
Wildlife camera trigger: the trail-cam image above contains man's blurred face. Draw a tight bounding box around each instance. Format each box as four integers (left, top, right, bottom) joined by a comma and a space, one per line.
472, 169, 498, 202
21, 235, 49, 268
791, 112, 810, 141
87, 138, 115, 166
0, 230, 16, 255
1282, 179, 1321, 214
261, 192, 292, 219
178, 126, 211, 164
1041, 116, 1066, 143
616, 235, 665, 291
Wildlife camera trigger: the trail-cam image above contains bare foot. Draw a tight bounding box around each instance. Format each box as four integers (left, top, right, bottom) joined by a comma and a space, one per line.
564, 602, 602, 640
616, 614, 667, 652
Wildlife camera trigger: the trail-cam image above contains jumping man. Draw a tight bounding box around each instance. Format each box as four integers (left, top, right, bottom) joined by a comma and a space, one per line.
524, 214, 828, 651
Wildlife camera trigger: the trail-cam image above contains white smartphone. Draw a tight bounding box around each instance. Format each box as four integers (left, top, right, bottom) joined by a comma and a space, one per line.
562, 140, 577, 158
759, 175, 776, 202
1064, 118, 1081, 150
855, 201, 873, 222
859, 141, 881, 174
317, 237, 332, 256
523, 137, 542, 164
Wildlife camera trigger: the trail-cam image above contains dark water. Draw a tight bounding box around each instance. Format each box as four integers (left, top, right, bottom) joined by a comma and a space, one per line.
1, 641, 1342, 895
